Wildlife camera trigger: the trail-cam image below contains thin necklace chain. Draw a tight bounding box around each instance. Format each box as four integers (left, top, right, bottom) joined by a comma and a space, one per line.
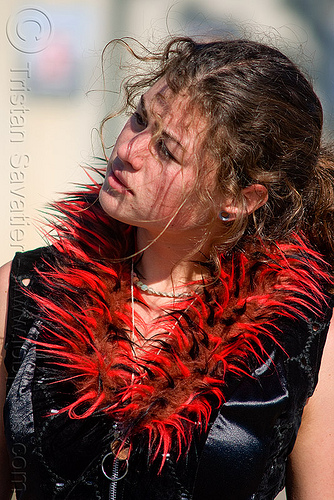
133, 273, 193, 299
130, 260, 136, 345
130, 259, 197, 362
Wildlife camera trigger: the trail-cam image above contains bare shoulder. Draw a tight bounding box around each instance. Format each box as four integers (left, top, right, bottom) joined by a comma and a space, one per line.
0, 261, 12, 344
0, 260, 12, 403
0, 260, 12, 420
287, 309, 334, 499
0, 263, 14, 497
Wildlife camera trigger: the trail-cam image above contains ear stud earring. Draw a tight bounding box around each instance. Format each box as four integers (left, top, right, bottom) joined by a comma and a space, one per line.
219, 211, 230, 221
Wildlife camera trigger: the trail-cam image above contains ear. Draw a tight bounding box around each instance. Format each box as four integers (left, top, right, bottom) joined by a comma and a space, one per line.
241, 184, 268, 214
219, 184, 268, 220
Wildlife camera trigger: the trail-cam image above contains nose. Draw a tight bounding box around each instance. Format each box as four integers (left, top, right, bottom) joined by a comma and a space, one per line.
116, 129, 150, 171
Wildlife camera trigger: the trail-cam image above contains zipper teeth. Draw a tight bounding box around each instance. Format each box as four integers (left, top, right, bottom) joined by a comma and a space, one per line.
109, 458, 119, 500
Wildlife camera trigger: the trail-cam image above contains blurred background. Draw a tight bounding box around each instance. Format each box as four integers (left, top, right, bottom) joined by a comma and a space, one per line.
1, 2, 333, 498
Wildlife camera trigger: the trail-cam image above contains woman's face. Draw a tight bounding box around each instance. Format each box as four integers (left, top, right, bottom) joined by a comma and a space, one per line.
99, 79, 219, 237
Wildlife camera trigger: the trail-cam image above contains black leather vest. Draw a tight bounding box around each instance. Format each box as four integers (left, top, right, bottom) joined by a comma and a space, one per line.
4, 248, 333, 500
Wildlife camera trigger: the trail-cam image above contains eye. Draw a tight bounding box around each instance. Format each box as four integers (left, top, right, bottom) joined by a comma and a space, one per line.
156, 138, 177, 162
133, 112, 147, 129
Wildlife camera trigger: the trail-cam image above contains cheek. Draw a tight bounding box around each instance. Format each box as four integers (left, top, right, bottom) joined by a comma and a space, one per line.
158, 179, 199, 220
155, 173, 191, 204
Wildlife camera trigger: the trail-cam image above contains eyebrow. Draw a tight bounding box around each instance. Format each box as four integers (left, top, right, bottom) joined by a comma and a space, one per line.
140, 94, 185, 151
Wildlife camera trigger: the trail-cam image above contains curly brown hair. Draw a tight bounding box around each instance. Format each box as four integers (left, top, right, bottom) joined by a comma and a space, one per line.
100, 36, 334, 268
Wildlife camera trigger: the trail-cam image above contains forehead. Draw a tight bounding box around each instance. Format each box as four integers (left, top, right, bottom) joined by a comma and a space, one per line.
143, 79, 207, 152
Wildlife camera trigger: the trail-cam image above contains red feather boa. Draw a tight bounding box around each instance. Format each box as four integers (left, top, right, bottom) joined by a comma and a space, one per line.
26, 178, 331, 468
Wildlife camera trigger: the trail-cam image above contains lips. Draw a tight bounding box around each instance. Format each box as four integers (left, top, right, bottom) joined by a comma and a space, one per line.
107, 166, 133, 195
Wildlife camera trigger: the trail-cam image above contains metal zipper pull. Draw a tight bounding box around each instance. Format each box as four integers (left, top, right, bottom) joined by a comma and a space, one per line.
101, 438, 130, 500
108, 458, 119, 500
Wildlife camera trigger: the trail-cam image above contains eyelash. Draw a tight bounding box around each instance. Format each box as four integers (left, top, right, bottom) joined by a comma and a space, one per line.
133, 112, 147, 128
133, 111, 176, 162
156, 138, 176, 161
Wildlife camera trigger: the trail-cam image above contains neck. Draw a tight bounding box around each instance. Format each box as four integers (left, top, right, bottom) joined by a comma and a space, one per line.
135, 228, 210, 292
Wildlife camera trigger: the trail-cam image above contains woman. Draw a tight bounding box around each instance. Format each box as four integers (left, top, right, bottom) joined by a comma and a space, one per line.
1, 37, 334, 499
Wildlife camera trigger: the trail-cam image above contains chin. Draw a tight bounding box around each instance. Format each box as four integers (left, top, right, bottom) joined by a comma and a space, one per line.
99, 185, 117, 218
98, 186, 131, 226
98, 184, 109, 211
